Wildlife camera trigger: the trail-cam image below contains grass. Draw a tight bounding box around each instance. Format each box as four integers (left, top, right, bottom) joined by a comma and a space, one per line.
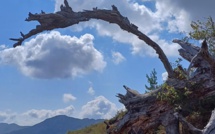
67, 122, 106, 134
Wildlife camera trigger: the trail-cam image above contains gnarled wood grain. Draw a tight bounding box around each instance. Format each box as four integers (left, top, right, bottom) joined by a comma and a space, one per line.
11, 0, 174, 78
9, 0, 215, 133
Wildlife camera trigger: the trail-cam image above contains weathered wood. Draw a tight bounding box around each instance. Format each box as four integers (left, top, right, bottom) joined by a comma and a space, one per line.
114, 86, 173, 133
173, 39, 215, 79
174, 112, 202, 134
8, 0, 215, 133
173, 39, 200, 62
174, 109, 215, 134
203, 109, 215, 134
107, 40, 215, 133
11, 0, 174, 78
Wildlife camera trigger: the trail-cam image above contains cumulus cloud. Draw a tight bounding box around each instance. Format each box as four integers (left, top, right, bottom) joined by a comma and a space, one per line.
0, 111, 16, 123
0, 97, 119, 126
79, 96, 117, 119
87, 86, 95, 96
162, 72, 168, 81
154, 0, 215, 33
149, 35, 180, 57
0, 106, 75, 126
112, 51, 126, 65
0, 45, 6, 50
63, 94, 76, 103
0, 112, 7, 121
55, 0, 215, 57
0, 31, 106, 79
23, 106, 74, 119
54, 0, 179, 57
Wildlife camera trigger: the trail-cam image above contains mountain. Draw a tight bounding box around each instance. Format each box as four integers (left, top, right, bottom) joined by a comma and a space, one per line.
68, 122, 106, 134
0, 123, 28, 134
8, 115, 104, 134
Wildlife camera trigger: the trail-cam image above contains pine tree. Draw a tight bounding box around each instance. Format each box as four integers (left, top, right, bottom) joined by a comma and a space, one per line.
145, 68, 158, 91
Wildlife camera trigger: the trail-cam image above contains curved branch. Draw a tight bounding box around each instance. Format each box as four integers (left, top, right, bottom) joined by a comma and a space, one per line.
173, 39, 215, 79
185, 39, 215, 78
175, 109, 215, 134
172, 39, 200, 62
174, 113, 202, 134
10, 0, 174, 77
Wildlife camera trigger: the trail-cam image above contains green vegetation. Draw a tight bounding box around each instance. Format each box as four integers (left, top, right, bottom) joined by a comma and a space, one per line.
109, 110, 127, 125
145, 68, 159, 92
68, 110, 127, 134
69, 17, 215, 134
67, 122, 106, 134
157, 83, 191, 106
189, 16, 215, 55
157, 58, 192, 109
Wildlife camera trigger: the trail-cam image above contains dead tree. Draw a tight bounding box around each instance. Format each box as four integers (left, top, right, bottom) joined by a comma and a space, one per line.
10, 0, 215, 133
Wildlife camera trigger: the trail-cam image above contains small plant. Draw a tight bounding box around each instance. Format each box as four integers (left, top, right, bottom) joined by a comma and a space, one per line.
157, 83, 192, 106
145, 68, 159, 92
171, 58, 187, 80
171, 58, 183, 68
181, 36, 190, 43
158, 83, 178, 104
108, 110, 127, 125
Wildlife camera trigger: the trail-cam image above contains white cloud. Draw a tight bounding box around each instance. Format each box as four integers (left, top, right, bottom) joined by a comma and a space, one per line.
55, 0, 178, 57
0, 45, 6, 50
0, 31, 106, 79
0, 96, 119, 126
112, 51, 126, 65
154, 0, 191, 33
63, 93, 76, 103
154, 0, 215, 33
0, 106, 75, 126
54, 0, 215, 58
23, 106, 74, 119
79, 96, 117, 119
87, 86, 95, 96
149, 35, 180, 57
141, 0, 153, 1
0, 111, 16, 123
0, 112, 7, 121
162, 72, 168, 81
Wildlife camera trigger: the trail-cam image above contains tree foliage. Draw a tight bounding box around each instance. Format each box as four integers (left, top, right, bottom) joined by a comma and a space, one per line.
145, 68, 158, 91
189, 17, 215, 55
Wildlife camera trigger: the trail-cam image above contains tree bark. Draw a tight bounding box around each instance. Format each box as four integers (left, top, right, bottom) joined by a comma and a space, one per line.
174, 109, 215, 134
107, 40, 215, 133
11, 0, 174, 78
9, 0, 215, 133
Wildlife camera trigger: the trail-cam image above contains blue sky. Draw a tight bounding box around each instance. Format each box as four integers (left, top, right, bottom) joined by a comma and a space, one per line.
0, 0, 214, 126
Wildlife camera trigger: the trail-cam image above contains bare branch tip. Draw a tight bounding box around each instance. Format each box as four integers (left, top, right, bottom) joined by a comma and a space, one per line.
112, 5, 118, 11
201, 38, 208, 50
20, 32, 25, 37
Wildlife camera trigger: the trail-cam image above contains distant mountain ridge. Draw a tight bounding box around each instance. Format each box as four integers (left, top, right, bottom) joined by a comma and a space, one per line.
4, 115, 103, 134
0, 123, 28, 134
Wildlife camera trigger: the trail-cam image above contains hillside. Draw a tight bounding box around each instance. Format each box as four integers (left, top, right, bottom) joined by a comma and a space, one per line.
68, 110, 128, 134
68, 122, 106, 134
8, 115, 103, 134
0, 123, 28, 134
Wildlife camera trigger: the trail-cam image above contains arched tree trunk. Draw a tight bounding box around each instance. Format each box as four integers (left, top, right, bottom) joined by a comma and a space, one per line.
10, 0, 215, 133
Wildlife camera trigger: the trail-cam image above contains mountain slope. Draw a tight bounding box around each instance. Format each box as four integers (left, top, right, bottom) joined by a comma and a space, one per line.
0, 123, 28, 134
8, 115, 103, 134
68, 122, 106, 134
